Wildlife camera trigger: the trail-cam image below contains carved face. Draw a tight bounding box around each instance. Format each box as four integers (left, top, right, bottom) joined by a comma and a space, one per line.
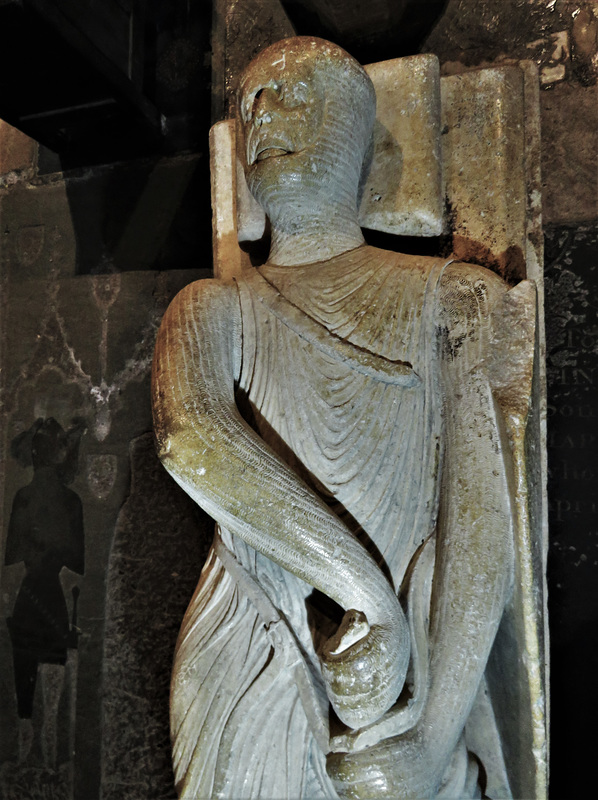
238, 37, 376, 218
239, 61, 324, 170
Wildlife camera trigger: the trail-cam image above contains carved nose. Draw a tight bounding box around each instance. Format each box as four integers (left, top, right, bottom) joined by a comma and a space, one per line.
253, 87, 281, 128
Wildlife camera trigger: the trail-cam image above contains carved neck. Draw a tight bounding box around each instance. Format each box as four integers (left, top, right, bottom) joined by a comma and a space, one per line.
267, 200, 364, 267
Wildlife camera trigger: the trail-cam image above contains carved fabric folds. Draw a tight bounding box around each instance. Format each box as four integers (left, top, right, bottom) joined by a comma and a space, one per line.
169, 247, 507, 799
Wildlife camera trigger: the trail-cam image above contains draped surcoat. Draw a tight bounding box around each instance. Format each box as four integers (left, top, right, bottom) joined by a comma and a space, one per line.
169, 247, 502, 799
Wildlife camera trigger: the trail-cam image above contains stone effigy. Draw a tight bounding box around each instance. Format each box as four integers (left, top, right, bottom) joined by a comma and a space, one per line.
152, 36, 546, 800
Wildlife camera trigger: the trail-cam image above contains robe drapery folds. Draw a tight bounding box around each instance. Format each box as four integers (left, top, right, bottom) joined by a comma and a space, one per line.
167, 246, 511, 799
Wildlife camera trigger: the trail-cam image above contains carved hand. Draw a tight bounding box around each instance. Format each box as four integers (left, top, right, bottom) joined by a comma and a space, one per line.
320, 608, 410, 730
327, 725, 442, 800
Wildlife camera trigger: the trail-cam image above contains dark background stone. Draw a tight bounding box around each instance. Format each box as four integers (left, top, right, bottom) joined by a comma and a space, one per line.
0, 270, 208, 800
544, 223, 597, 800
101, 433, 211, 800
0, 1, 212, 167
0, 2, 596, 799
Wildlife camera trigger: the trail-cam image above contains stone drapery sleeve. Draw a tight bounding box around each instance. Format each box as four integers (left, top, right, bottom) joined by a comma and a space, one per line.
151, 277, 410, 728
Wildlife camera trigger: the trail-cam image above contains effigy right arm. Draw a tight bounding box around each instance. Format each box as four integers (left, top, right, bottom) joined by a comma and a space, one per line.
152, 277, 410, 728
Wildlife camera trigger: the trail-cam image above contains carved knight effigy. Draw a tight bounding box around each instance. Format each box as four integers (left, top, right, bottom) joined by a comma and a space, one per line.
152, 37, 548, 800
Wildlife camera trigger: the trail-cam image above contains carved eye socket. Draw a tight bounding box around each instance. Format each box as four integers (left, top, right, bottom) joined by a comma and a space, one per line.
241, 78, 309, 123
286, 80, 309, 107
242, 82, 281, 122
250, 88, 265, 119
240, 88, 259, 123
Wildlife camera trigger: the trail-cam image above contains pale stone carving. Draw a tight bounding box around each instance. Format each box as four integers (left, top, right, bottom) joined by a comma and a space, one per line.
152, 37, 547, 800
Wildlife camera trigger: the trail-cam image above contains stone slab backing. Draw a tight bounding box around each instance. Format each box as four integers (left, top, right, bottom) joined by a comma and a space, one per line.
441, 65, 528, 283
360, 54, 443, 237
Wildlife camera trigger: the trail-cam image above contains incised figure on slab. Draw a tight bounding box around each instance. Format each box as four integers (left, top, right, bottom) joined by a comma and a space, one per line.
152, 36, 543, 800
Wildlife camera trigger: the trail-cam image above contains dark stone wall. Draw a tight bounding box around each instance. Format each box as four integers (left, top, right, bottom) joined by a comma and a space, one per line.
543, 223, 597, 800
0, 123, 213, 800
101, 433, 210, 800
0, 2, 595, 799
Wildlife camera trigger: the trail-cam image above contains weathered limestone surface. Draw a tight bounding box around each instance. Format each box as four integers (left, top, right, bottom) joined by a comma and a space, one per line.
425, 0, 598, 229
359, 55, 443, 237
0, 120, 37, 178
422, 8, 597, 792
441, 66, 528, 282
155, 36, 547, 800
540, 82, 598, 225
0, 1, 592, 797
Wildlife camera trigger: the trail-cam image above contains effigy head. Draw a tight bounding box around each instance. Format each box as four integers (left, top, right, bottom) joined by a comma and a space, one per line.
238, 37, 376, 217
